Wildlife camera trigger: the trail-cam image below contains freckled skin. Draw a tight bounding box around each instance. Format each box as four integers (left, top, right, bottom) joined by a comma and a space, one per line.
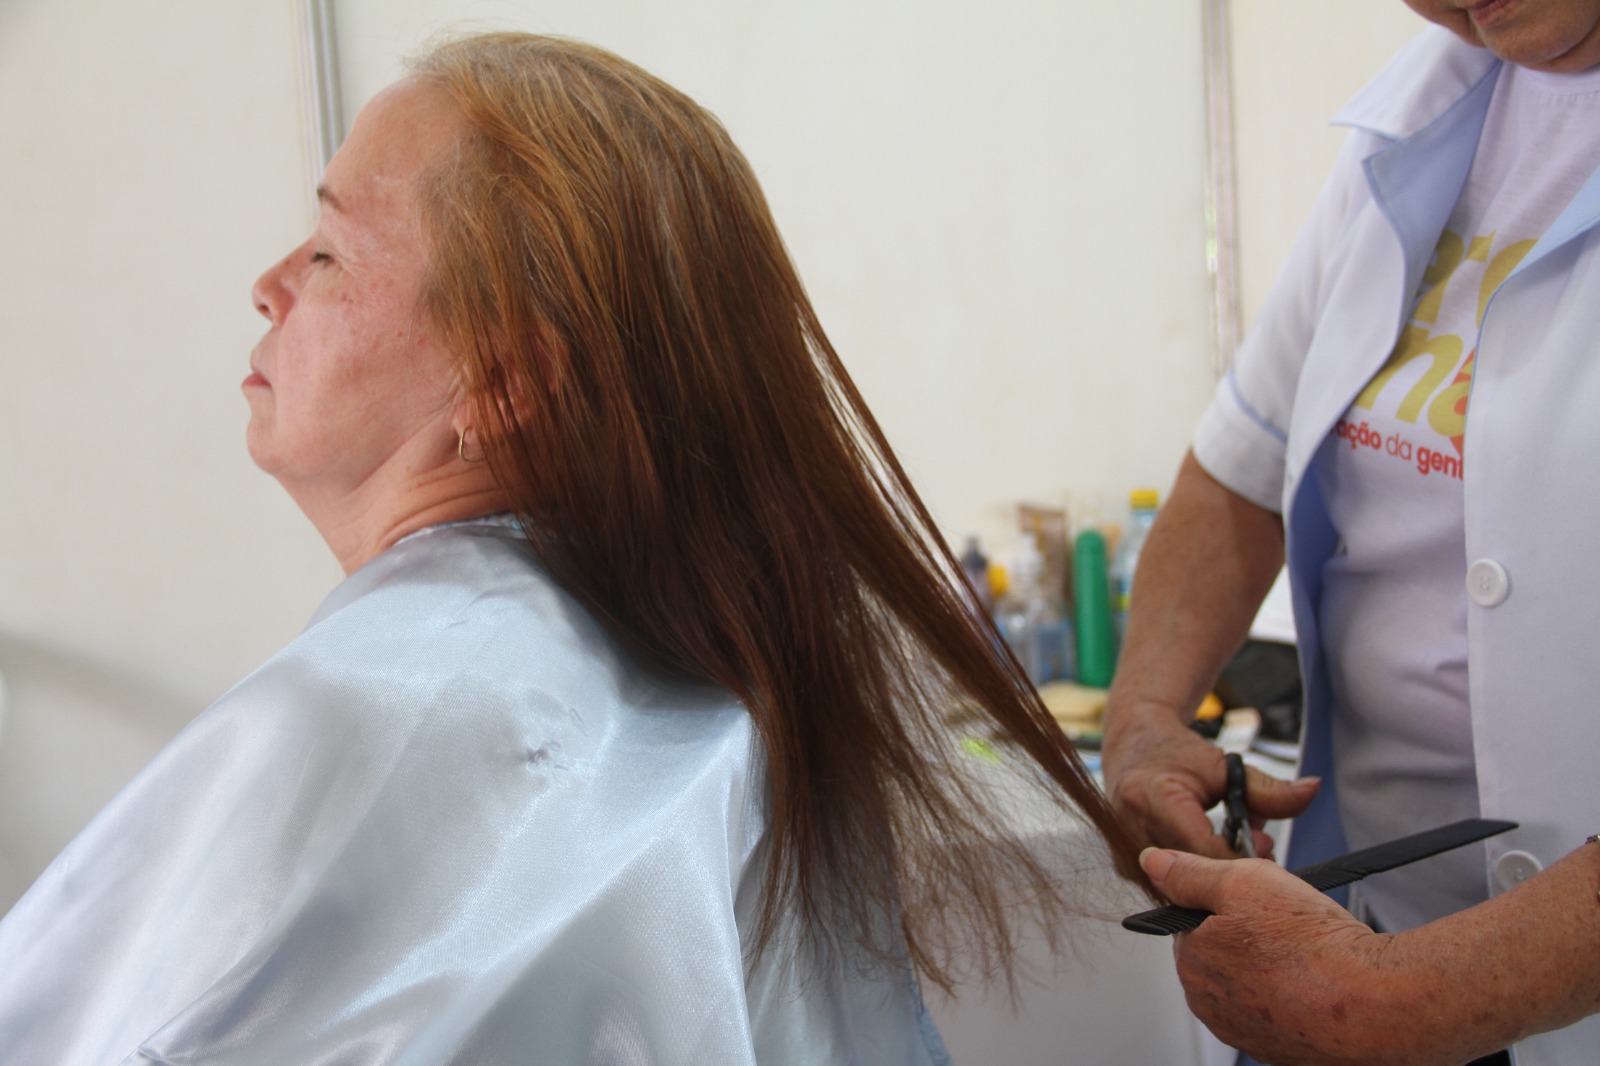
247, 82, 466, 497
1149, 842, 1600, 1064
245, 80, 509, 573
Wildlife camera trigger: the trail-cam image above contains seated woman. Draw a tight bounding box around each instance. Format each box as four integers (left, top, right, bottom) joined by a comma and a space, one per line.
0, 33, 1145, 1064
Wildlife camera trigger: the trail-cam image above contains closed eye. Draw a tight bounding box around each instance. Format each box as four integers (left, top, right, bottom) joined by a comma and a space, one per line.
309, 250, 333, 264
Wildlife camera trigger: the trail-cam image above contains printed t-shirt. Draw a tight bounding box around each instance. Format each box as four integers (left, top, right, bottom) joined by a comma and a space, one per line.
1314, 60, 1600, 932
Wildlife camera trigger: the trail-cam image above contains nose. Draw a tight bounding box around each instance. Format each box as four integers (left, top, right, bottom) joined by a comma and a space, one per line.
252, 241, 309, 324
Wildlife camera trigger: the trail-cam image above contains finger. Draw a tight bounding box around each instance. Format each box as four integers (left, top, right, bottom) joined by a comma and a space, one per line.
1139, 847, 1242, 911
1190, 831, 1244, 861
1149, 791, 1242, 859
1243, 768, 1320, 819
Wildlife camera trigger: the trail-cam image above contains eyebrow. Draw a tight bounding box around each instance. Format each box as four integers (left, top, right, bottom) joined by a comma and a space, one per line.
316, 184, 345, 213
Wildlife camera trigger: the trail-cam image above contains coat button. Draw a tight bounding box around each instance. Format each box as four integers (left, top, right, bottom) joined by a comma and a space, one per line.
1467, 559, 1510, 607
1491, 849, 1543, 893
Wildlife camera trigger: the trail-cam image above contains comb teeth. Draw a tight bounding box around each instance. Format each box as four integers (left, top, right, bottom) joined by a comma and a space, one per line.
1295, 865, 1363, 892
1120, 905, 1212, 936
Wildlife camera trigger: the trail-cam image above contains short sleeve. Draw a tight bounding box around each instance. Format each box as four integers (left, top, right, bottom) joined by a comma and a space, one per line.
1193, 367, 1289, 512
1192, 129, 1378, 515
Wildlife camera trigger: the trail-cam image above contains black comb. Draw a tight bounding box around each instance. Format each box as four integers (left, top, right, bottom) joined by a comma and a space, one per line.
1122, 817, 1517, 935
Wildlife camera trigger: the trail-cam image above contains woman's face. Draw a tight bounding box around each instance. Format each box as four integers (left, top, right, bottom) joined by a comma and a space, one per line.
246, 80, 464, 496
1403, 0, 1600, 71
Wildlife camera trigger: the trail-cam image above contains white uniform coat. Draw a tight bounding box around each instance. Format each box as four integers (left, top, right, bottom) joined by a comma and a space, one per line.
1194, 27, 1600, 1065
0, 516, 949, 1066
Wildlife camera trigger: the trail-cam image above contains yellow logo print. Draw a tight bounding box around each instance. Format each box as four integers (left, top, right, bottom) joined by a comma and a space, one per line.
1351, 229, 1534, 456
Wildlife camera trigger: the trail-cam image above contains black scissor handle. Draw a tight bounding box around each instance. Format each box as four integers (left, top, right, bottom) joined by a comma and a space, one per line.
1221, 752, 1253, 856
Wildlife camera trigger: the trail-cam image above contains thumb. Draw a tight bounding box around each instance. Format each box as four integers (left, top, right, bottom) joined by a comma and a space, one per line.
1140, 847, 1236, 912
1245, 769, 1320, 819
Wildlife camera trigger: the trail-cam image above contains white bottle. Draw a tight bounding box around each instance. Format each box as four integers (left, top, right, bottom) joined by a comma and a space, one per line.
994, 534, 1075, 685
1112, 489, 1160, 644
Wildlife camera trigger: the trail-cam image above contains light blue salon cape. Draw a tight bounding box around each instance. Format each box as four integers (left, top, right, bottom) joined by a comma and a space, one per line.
0, 516, 950, 1065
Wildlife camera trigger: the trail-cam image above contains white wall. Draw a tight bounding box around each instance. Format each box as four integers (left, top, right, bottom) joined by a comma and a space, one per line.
0, 0, 339, 904
1230, 1, 1429, 327
0, 1, 1422, 913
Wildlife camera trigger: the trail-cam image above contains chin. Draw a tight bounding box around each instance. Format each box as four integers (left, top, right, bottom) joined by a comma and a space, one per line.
244, 426, 279, 476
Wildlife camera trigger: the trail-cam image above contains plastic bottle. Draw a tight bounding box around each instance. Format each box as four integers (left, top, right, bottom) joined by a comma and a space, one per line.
1073, 528, 1116, 688
1111, 489, 1160, 644
957, 535, 993, 617
994, 534, 1076, 685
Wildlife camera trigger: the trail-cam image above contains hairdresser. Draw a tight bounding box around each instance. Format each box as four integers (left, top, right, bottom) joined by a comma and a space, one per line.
1102, 2, 1600, 1063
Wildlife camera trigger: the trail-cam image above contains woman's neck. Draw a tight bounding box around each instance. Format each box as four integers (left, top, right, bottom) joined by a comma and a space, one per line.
284, 460, 511, 574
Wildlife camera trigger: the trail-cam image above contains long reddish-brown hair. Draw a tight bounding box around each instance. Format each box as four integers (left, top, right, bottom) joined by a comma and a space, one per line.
410, 32, 1147, 989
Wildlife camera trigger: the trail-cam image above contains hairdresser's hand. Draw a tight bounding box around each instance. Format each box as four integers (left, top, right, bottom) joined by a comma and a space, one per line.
1142, 847, 1439, 1066
1156, 841, 1600, 1064
1102, 700, 1317, 859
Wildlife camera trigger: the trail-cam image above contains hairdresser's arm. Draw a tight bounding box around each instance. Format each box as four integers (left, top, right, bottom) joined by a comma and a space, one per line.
1143, 842, 1600, 1065
1101, 451, 1316, 858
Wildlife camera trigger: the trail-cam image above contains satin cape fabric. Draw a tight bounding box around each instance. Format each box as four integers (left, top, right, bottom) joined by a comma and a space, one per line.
0, 517, 949, 1065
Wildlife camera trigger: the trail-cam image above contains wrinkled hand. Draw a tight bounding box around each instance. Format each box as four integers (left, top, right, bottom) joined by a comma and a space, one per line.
1142, 848, 1403, 1066
1102, 703, 1318, 859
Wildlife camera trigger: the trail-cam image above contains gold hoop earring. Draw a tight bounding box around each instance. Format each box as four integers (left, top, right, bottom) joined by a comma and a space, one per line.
457, 428, 485, 464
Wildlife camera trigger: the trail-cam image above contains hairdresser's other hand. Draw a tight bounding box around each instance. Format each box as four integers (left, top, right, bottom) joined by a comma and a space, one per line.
1142, 847, 1400, 1066
1102, 701, 1318, 859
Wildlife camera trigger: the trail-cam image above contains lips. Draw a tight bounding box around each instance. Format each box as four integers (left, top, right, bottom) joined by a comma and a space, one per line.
1466, 0, 1516, 29
245, 342, 271, 388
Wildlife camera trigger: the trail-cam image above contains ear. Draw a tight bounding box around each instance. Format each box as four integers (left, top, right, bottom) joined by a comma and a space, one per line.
499, 318, 568, 430
450, 317, 566, 443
